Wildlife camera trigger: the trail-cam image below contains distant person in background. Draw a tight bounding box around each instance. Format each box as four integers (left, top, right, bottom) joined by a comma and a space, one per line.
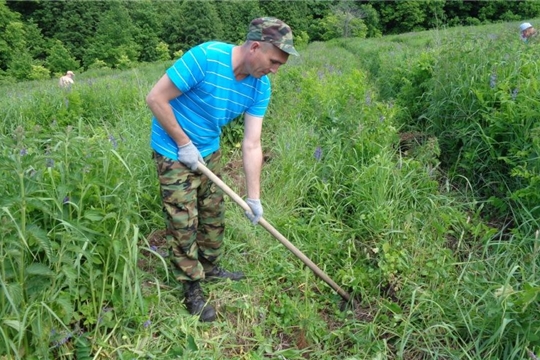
520, 22, 537, 43
59, 71, 74, 88
146, 17, 298, 322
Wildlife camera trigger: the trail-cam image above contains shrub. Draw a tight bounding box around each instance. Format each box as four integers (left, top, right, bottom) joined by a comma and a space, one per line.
87, 59, 109, 70
28, 65, 50, 80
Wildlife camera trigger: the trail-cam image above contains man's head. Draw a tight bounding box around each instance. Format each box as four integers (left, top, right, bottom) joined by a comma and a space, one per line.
520, 22, 535, 38
247, 17, 299, 57
66, 71, 74, 77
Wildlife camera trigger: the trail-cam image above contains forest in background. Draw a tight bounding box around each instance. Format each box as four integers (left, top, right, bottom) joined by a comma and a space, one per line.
2, 0, 540, 83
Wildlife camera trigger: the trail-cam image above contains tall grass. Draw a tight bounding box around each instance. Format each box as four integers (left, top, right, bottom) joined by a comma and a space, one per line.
0, 24, 538, 359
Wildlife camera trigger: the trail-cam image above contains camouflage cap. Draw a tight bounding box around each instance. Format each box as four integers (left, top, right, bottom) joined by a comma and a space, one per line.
247, 17, 299, 56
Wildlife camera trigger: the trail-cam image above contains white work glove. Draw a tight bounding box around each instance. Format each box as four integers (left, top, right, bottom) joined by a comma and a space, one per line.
177, 141, 205, 171
245, 198, 263, 225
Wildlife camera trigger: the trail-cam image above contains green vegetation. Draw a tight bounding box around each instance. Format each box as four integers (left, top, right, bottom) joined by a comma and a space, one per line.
0, 19, 539, 360
2, 0, 540, 82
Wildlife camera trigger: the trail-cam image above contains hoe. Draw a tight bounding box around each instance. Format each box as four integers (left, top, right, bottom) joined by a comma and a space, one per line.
197, 162, 353, 304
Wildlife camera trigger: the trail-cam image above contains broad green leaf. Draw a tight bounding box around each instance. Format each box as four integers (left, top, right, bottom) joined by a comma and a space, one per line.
3, 319, 22, 331
26, 262, 54, 276
27, 224, 53, 261
83, 210, 104, 222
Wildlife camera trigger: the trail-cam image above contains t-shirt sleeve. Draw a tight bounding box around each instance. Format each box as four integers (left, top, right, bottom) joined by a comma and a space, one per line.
246, 79, 271, 118
166, 45, 207, 93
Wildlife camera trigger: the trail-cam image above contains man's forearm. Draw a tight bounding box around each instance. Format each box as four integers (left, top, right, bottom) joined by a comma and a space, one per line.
242, 143, 262, 199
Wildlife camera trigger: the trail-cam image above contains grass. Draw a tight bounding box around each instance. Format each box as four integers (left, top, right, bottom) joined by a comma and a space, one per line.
0, 20, 539, 359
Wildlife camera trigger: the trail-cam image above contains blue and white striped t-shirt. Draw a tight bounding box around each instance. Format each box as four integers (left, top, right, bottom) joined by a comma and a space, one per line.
151, 41, 272, 159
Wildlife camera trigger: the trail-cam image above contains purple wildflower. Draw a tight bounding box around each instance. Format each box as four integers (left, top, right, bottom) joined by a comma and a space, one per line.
58, 333, 72, 345
150, 245, 158, 252
52, 332, 72, 348
490, 74, 497, 88
62, 196, 69, 204
365, 93, 372, 105
511, 88, 519, 101
46, 158, 55, 168
108, 135, 118, 148
143, 320, 151, 328
20, 148, 27, 156
314, 146, 322, 161
97, 307, 113, 324
527, 349, 539, 360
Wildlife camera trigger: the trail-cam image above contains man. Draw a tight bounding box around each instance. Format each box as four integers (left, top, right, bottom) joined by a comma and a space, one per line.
146, 17, 299, 322
520, 22, 537, 43
59, 71, 74, 88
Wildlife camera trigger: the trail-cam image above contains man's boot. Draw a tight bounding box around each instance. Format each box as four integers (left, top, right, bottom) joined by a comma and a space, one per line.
205, 266, 245, 281
183, 281, 216, 322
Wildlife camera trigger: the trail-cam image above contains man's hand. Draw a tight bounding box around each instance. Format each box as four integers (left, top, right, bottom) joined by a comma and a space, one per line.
177, 141, 205, 171
245, 198, 263, 224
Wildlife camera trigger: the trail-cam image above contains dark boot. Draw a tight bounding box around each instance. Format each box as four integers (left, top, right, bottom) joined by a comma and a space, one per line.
183, 281, 216, 322
205, 266, 245, 281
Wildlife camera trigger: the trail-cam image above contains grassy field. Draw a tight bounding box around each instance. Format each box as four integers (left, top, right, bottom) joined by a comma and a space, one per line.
1, 20, 539, 359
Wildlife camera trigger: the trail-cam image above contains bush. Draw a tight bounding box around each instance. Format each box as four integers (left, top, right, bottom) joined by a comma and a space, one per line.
155, 41, 170, 61
87, 59, 109, 70
28, 65, 50, 80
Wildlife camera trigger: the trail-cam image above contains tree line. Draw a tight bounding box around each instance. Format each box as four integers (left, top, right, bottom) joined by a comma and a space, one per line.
1, 0, 539, 83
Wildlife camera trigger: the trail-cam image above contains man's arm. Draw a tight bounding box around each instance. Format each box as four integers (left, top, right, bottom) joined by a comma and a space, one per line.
146, 74, 190, 146
242, 113, 264, 199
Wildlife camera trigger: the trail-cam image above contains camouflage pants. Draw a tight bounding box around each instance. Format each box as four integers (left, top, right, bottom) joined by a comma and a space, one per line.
153, 150, 225, 282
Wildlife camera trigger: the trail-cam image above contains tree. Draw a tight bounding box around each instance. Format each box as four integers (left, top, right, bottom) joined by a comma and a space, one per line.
7, 49, 33, 80
126, 0, 164, 62
24, 20, 47, 61
359, 4, 382, 38
31, 1, 110, 63
517, 0, 540, 18
83, 2, 140, 68
0, 0, 24, 70
46, 39, 80, 75
422, 0, 446, 29
162, 0, 223, 53
214, 0, 261, 44
375, 0, 428, 33
331, 1, 368, 38
258, 0, 314, 34
443, 0, 479, 26
317, 1, 368, 40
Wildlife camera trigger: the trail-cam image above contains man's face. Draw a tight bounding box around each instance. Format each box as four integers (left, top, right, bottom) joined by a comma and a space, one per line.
524, 27, 536, 38
249, 42, 289, 78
